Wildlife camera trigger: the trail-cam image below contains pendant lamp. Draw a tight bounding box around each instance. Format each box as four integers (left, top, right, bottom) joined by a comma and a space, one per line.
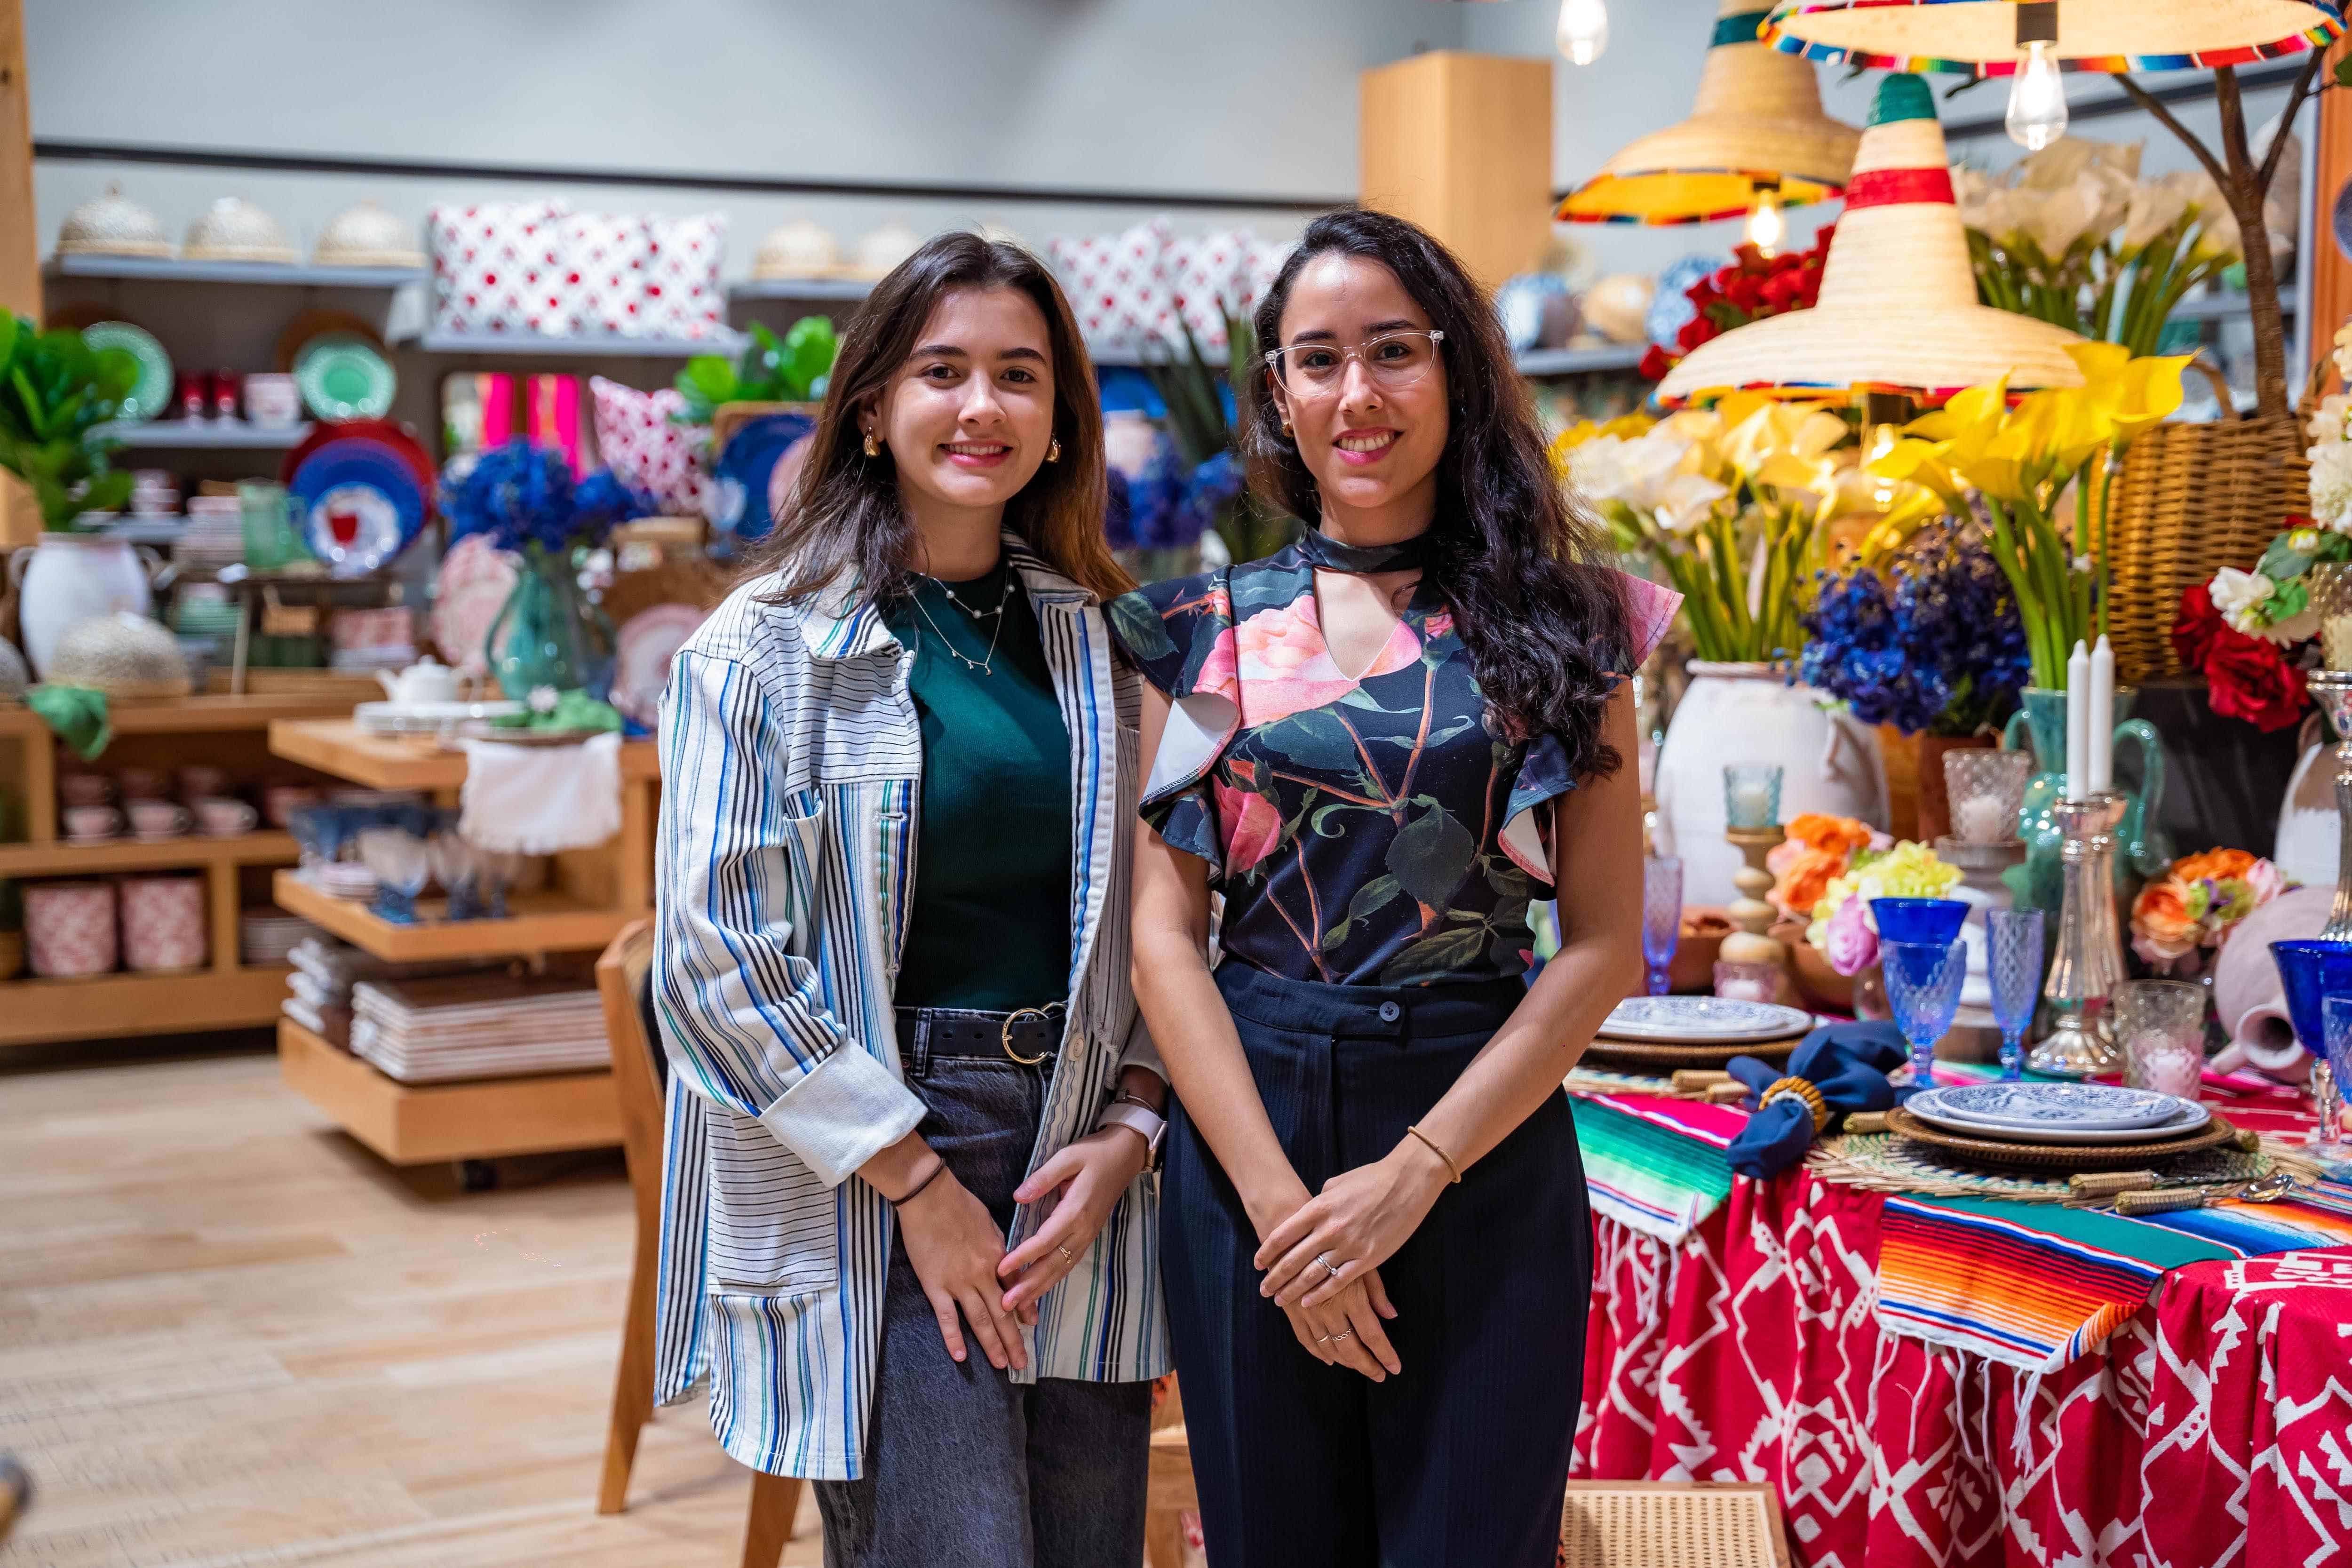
1557, 0, 1862, 227
1656, 73, 2086, 406
1760, 0, 2342, 76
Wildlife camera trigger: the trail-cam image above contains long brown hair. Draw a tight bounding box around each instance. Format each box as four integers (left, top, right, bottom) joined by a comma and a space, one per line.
747, 231, 1130, 606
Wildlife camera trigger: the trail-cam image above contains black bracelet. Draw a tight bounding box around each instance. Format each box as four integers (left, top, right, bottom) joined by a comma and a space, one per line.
892, 1157, 946, 1207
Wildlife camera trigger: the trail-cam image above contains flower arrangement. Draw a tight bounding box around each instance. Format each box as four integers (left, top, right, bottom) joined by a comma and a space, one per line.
1766, 813, 1881, 922
1804, 839, 1963, 978
1637, 232, 1833, 383
1798, 522, 2031, 737
2129, 847, 2291, 975
441, 438, 652, 561
1556, 394, 1854, 662
1953, 137, 2242, 358
1868, 346, 2191, 689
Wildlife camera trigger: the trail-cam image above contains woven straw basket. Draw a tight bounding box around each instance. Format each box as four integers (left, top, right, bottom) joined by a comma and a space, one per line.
2104, 358, 2312, 686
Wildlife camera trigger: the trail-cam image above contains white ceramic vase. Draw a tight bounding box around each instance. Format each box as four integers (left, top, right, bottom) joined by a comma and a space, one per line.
2273, 718, 2337, 891
1653, 661, 1889, 906
11, 533, 156, 679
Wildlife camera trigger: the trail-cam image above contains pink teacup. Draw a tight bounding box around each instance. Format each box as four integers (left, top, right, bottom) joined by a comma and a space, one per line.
177, 765, 230, 801
116, 767, 167, 803
63, 804, 121, 840
127, 800, 192, 839
59, 774, 114, 809
264, 785, 321, 829
193, 796, 258, 837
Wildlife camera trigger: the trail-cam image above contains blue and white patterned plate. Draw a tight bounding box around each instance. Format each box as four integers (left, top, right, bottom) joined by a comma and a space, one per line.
1597, 996, 1815, 1044
1906, 1091, 2210, 1145
1908, 1082, 2183, 1133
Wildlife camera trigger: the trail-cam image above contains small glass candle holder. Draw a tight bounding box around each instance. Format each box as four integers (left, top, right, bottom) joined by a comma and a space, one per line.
1943, 748, 2033, 845
2114, 978, 2208, 1099
1722, 764, 1784, 831
1713, 957, 1783, 1004
1641, 855, 1683, 996
2311, 563, 2352, 672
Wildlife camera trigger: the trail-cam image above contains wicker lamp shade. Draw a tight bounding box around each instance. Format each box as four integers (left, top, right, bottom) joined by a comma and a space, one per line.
1761, 0, 2343, 74
1657, 73, 2085, 406
1557, 0, 1861, 226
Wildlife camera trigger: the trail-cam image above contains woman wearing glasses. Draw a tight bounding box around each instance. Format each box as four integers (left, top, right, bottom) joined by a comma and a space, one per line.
1111, 209, 1678, 1565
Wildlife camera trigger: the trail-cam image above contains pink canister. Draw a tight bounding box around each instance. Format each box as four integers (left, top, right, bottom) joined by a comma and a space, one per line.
25, 880, 119, 977
119, 875, 207, 972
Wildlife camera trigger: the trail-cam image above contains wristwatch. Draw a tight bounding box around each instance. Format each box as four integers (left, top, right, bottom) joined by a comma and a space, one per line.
1097, 1097, 1167, 1167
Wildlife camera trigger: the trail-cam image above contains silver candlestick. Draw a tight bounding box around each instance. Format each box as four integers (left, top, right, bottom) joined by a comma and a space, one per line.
2030, 791, 2129, 1076
2307, 670, 2352, 941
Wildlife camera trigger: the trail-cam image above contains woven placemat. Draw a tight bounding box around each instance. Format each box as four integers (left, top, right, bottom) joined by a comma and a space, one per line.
1808, 1131, 2271, 1202
1581, 1035, 1802, 1072
1564, 1065, 1692, 1098
1882, 1106, 2240, 1173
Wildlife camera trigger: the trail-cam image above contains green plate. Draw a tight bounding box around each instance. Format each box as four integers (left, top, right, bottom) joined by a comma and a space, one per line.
83, 321, 172, 422
293, 332, 396, 421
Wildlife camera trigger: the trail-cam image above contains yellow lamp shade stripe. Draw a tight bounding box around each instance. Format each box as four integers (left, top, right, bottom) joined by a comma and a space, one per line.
1557, 168, 1843, 225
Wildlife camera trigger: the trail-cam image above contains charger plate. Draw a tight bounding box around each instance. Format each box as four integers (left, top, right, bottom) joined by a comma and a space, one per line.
1883, 1105, 2238, 1173
1808, 1132, 2269, 1202
1581, 1034, 1804, 1071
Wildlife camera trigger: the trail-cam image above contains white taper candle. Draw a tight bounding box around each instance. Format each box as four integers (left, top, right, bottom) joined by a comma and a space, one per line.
2088, 636, 2115, 795
2065, 640, 2090, 803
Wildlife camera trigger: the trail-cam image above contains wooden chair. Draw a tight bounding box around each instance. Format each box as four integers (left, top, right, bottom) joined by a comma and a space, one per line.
1558, 1481, 1793, 1567
596, 919, 807, 1566
1143, 1377, 1195, 1568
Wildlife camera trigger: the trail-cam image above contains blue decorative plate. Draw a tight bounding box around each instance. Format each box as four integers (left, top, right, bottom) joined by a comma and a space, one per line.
708, 412, 817, 543
289, 438, 428, 577
1597, 996, 1814, 1044
1909, 1082, 2181, 1133
1906, 1090, 2209, 1145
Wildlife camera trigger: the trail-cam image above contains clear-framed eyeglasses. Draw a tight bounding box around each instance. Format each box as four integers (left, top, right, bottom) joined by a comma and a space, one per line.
1262, 329, 1445, 397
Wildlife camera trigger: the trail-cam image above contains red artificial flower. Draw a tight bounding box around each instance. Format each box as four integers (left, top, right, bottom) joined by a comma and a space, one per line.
2171, 583, 2226, 672
1637, 343, 1677, 382
2177, 584, 2309, 731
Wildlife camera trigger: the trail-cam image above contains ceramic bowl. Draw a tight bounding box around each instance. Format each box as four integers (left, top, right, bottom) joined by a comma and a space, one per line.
312, 199, 424, 268
56, 182, 171, 258
183, 197, 296, 264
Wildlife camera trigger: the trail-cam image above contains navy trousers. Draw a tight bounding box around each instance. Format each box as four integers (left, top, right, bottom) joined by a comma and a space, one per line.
1163, 963, 1593, 1568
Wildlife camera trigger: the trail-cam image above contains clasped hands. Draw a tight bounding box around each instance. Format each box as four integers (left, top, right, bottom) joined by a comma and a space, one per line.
1249, 1137, 1453, 1384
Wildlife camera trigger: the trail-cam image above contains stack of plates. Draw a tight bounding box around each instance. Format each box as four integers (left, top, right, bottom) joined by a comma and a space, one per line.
1587, 996, 1817, 1069
177, 496, 246, 573
350, 974, 610, 1083
310, 862, 378, 900
240, 907, 310, 965
1890, 1082, 2231, 1171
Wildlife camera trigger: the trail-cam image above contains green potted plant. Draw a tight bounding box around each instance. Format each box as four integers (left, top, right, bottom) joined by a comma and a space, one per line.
678, 316, 838, 448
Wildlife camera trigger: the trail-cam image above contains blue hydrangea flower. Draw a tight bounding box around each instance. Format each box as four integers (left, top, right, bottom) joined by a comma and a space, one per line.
1800, 524, 2030, 737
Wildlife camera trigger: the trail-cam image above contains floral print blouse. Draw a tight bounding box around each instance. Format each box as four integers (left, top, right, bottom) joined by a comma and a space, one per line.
1109, 531, 1677, 988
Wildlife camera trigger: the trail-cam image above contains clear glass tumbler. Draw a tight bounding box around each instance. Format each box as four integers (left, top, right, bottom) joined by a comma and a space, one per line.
1642, 855, 1683, 996
1986, 907, 2045, 1080
2114, 978, 2207, 1099
1944, 748, 2033, 844
1882, 937, 1966, 1083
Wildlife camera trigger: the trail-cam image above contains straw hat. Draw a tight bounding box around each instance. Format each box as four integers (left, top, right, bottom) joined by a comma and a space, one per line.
1559, 0, 1860, 224
1761, 0, 2342, 74
1657, 73, 2086, 406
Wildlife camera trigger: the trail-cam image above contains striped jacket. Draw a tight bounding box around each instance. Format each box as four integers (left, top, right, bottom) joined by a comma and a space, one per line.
651, 536, 1169, 1480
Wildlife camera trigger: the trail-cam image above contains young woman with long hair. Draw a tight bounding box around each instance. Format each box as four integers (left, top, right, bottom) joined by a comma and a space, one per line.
652, 231, 1171, 1568
1112, 209, 1679, 1565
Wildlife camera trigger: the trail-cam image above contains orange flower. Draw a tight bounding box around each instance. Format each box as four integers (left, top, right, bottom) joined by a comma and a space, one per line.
1784, 812, 1875, 858
1770, 846, 1849, 920
2130, 876, 2202, 963
2172, 847, 2257, 885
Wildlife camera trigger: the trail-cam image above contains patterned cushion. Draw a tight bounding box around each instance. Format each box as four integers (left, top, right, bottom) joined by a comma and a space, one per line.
562, 211, 652, 337
590, 375, 710, 515
641, 213, 728, 341
429, 201, 572, 337
1049, 218, 1173, 355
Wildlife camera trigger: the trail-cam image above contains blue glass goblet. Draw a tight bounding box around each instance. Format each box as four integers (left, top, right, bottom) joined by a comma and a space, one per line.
1882, 938, 1967, 1084
1871, 897, 1972, 947
1986, 907, 2046, 1080
1642, 855, 1683, 996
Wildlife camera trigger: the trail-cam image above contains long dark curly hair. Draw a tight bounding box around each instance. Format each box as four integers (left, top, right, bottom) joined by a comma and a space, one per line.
1241, 209, 1636, 781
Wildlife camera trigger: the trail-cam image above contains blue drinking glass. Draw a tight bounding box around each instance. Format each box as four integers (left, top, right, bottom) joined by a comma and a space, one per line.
1871, 897, 1972, 947
1642, 855, 1683, 996
2322, 996, 2352, 1149
1882, 938, 1967, 1083
1986, 907, 2045, 1080
2269, 939, 2352, 1057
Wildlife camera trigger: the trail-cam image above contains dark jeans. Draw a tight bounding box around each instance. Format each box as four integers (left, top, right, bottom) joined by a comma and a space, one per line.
814, 1013, 1152, 1568
1163, 963, 1593, 1568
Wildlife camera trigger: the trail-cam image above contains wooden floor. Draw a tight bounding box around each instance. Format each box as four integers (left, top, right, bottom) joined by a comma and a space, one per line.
0, 1036, 823, 1568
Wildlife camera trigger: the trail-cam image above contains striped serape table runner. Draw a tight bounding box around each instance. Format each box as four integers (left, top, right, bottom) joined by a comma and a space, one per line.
1565, 1092, 1740, 1245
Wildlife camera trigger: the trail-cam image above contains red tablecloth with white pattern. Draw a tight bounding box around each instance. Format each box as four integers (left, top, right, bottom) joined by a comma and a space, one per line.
1572, 1170, 2352, 1566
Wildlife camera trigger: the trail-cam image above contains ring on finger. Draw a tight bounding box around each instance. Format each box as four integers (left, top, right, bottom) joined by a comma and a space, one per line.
1316, 1252, 1344, 1280
1056, 1243, 1075, 1264
1331, 1329, 1356, 1341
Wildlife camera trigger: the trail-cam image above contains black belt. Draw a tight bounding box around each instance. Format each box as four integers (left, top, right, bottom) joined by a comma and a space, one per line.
896, 1003, 1067, 1067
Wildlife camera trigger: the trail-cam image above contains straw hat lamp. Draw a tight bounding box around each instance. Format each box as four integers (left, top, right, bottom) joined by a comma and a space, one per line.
1557, 0, 1860, 238
1656, 72, 2086, 407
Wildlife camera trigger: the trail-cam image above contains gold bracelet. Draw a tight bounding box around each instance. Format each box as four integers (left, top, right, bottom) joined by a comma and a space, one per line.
1405, 1124, 1462, 1185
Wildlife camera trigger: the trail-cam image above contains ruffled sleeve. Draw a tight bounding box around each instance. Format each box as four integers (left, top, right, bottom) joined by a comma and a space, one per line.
1104, 571, 1241, 874
1498, 570, 1683, 884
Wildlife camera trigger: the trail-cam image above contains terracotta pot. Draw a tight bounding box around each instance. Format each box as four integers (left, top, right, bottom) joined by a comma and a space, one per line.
1772, 917, 1854, 1013
1667, 906, 1733, 995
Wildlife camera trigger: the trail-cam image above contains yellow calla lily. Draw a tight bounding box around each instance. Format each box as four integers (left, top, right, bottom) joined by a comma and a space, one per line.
1865, 436, 1970, 514
2102, 352, 2192, 441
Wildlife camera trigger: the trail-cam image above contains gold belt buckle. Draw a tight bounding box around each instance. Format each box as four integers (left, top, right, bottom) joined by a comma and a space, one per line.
1001, 1004, 1063, 1066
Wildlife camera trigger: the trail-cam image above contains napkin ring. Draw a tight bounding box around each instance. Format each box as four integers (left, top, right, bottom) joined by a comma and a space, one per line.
1759, 1075, 1828, 1134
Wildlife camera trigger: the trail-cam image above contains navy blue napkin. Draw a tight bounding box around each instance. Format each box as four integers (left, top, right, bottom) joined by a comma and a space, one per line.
1722, 1019, 1908, 1180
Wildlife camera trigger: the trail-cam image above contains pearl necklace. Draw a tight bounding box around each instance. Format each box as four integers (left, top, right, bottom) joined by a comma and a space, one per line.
914, 573, 1017, 676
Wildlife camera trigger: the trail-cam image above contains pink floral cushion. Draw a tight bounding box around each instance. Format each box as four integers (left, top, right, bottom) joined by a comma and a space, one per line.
590, 375, 710, 515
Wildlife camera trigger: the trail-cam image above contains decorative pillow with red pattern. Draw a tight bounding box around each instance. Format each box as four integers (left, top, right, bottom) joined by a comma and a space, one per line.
429, 201, 572, 337
1048, 218, 1174, 355
562, 212, 654, 338
589, 375, 710, 515
640, 213, 728, 342
1167, 230, 1261, 350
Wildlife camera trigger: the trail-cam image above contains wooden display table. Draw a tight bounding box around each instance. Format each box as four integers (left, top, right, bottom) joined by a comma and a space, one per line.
265, 719, 657, 1164
0, 691, 371, 1048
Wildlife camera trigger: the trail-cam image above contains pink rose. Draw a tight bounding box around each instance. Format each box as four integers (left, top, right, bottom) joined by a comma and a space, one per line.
1233, 590, 1419, 728
1422, 609, 1455, 641
2244, 858, 2286, 907
1213, 761, 1284, 874
1823, 895, 1879, 977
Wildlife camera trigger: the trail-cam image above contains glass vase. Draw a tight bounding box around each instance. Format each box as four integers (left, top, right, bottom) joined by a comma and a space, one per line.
488, 549, 612, 702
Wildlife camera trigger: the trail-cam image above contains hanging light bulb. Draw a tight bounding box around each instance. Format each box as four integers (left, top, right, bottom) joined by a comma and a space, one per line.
1745, 185, 1785, 258
1557, 0, 1609, 65
2005, 2, 2067, 151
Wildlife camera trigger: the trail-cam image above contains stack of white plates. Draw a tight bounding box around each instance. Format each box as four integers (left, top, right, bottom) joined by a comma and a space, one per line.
310, 862, 378, 900
354, 700, 522, 735
178, 496, 245, 573
239, 907, 310, 965
350, 974, 609, 1083
1903, 1082, 2210, 1145
1597, 996, 1816, 1044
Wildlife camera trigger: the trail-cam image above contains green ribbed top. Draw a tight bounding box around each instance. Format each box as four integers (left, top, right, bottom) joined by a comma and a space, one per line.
1871, 72, 1936, 127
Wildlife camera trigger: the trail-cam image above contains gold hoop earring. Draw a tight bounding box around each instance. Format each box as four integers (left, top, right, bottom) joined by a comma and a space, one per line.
1280, 421, 1294, 438
863, 431, 880, 458
1046, 438, 1061, 463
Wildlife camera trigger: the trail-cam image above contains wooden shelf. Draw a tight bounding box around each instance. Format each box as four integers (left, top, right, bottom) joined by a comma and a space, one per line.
0, 692, 368, 738
273, 873, 635, 961
1516, 343, 1647, 376
47, 254, 426, 288
0, 964, 294, 1048
92, 419, 314, 449
0, 830, 298, 877
405, 328, 741, 358
277, 1018, 620, 1163
269, 718, 659, 790
730, 277, 872, 302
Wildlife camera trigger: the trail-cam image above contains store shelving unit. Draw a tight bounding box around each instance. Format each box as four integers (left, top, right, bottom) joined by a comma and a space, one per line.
408, 328, 742, 358
92, 420, 314, 449
0, 690, 375, 1048
45, 255, 426, 289
265, 718, 657, 1162
729, 277, 873, 302
1516, 343, 1647, 376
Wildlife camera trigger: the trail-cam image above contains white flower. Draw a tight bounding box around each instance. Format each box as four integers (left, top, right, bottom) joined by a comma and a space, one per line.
2309, 439, 2352, 532
2208, 567, 2276, 637
2120, 177, 2192, 255
2307, 393, 2352, 445
1566, 430, 1691, 512
1653, 473, 1731, 535
2334, 320, 2352, 388
528, 684, 561, 716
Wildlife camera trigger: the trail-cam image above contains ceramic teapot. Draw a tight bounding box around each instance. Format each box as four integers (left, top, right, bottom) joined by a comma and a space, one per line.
375, 656, 461, 707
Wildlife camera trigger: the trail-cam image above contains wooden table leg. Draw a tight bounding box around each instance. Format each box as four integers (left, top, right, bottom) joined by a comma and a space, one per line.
740, 1470, 803, 1568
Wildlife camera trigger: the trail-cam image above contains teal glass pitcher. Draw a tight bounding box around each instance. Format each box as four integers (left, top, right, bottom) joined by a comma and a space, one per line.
1999, 685, 2171, 914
